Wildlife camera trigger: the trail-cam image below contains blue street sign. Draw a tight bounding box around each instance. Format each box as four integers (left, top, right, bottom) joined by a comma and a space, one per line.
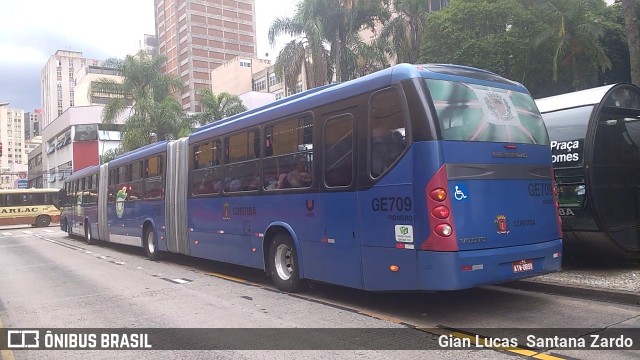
17, 179, 28, 189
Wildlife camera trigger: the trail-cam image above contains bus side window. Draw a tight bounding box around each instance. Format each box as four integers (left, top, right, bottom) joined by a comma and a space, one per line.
369, 88, 408, 178
324, 114, 354, 187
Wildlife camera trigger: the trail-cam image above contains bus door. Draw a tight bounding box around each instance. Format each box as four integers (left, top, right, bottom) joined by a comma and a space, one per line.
320, 113, 362, 288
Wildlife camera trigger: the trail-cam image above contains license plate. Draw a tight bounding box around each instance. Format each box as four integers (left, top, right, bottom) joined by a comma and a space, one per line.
512, 259, 534, 273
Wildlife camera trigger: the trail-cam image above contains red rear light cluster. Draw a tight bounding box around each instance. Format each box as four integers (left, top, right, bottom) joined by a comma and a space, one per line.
422, 165, 458, 251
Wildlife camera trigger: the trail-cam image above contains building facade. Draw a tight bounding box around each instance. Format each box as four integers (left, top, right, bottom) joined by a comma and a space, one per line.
40, 106, 127, 189
154, 0, 257, 112
0, 102, 28, 189
73, 65, 124, 106
41, 50, 100, 129
24, 109, 41, 140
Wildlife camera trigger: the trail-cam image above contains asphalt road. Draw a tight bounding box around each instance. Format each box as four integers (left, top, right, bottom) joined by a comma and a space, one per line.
0, 225, 638, 360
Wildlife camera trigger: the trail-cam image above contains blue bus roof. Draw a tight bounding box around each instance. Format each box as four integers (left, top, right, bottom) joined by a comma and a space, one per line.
110, 141, 169, 167
65, 165, 100, 182
190, 63, 526, 143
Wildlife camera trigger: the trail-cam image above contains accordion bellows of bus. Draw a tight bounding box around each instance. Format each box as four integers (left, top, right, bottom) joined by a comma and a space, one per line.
0, 188, 61, 227
536, 83, 640, 256
61, 63, 563, 292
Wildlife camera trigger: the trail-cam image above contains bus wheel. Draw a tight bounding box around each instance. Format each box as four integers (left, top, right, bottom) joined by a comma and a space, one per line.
144, 227, 159, 261
36, 215, 51, 228
85, 223, 95, 245
269, 233, 304, 292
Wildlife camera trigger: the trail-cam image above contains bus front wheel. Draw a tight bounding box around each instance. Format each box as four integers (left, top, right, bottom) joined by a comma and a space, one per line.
36, 215, 51, 228
144, 226, 160, 261
268, 233, 304, 292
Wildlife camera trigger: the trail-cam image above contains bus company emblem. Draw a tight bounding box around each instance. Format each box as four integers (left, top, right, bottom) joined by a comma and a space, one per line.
305, 200, 314, 212
485, 91, 514, 122
223, 203, 230, 220
115, 186, 128, 219
495, 215, 509, 234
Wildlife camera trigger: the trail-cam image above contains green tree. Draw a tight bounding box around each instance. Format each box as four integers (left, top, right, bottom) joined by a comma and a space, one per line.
320, 0, 390, 81
421, 0, 554, 96
268, 0, 332, 92
532, 0, 612, 89
621, 0, 640, 85
89, 51, 191, 151
196, 88, 247, 126
380, 0, 431, 64
268, 0, 389, 89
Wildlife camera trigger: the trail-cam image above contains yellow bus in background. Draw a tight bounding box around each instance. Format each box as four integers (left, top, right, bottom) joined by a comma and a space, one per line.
0, 188, 61, 227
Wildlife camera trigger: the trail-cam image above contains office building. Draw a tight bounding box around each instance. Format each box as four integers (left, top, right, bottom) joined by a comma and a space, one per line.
154, 0, 257, 112
41, 50, 101, 129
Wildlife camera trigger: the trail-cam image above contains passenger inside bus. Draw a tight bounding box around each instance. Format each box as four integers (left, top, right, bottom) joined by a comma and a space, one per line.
371, 127, 405, 177
287, 156, 312, 187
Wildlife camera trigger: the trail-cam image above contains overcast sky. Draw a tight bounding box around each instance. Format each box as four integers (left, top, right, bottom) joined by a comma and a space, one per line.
0, 0, 298, 111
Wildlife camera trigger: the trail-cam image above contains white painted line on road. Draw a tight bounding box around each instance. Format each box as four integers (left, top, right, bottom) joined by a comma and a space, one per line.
164, 278, 192, 284
2, 232, 12, 236
22, 231, 33, 234
43, 229, 54, 233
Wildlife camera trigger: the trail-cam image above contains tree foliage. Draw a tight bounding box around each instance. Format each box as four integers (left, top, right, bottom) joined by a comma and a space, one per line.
196, 88, 247, 126
420, 0, 622, 97
89, 51, 192, 152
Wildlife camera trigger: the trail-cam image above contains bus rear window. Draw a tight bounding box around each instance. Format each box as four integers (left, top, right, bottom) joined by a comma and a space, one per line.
426, 79, 549, 145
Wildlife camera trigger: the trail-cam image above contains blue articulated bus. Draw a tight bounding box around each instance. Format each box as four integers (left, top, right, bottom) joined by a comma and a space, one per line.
61, 63, 562, 292
61, 165, 99, 244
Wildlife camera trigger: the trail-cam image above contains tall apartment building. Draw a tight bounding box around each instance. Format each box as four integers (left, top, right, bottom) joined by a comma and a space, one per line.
0, 102, 28, 189
154, 0, 257, 112
41, 50, 100, 129
24, 109, 41, 140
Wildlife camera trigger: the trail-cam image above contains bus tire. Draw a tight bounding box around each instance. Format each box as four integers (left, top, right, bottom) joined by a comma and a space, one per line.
85, 223, 95, 245
268, 232, 304, 292
36, 215, 51, 228
144, 226, 160, 261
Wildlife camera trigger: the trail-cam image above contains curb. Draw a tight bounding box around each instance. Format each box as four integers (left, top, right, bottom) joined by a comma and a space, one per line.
495, 280, 640, 306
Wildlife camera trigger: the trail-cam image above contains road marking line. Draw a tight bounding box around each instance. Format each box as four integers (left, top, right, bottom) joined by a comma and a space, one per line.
533, 354, 566, 360
207, 272, 247, 283
22, 231, 33, 234
0, 316, 15, 360
2, 232, 12, 236
43, 229, 54, 233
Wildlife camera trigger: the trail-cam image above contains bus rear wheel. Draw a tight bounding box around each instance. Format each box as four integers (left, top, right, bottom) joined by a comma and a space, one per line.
85, 223, 95, 245
268, 233, 304, 292
35, 215, 50, 228
144, 226, 159, 261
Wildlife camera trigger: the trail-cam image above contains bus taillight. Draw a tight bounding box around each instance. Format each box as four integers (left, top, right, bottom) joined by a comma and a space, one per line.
435, 224, 452, 237
432, 205, 450, 219
422, 165, 459, 251
429, 188, 447, 201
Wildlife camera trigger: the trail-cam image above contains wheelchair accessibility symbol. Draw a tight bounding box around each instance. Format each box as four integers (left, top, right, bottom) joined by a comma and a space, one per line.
454, 185, 468, 201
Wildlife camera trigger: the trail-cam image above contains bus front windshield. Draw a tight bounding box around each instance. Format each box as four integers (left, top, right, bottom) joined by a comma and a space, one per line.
426, 79, 549, 145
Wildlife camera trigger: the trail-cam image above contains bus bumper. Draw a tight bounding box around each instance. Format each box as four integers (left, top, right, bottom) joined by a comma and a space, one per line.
417, 239, 563, 291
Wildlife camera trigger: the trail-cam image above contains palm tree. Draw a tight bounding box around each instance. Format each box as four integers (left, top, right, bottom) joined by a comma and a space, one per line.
89, 51, 190, 151
532, 0, 612, 88
269, 0, 389, 90
268, 1, 331, 92
196, 88, 247, 125
379, 0, 431, 64
318, 0, 390, 81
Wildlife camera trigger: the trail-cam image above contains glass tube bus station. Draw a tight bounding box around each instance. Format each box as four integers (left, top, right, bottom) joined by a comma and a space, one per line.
536, 83, 640, 257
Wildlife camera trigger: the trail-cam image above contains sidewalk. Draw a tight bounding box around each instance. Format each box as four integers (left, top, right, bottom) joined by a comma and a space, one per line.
500, 265, 640, 305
